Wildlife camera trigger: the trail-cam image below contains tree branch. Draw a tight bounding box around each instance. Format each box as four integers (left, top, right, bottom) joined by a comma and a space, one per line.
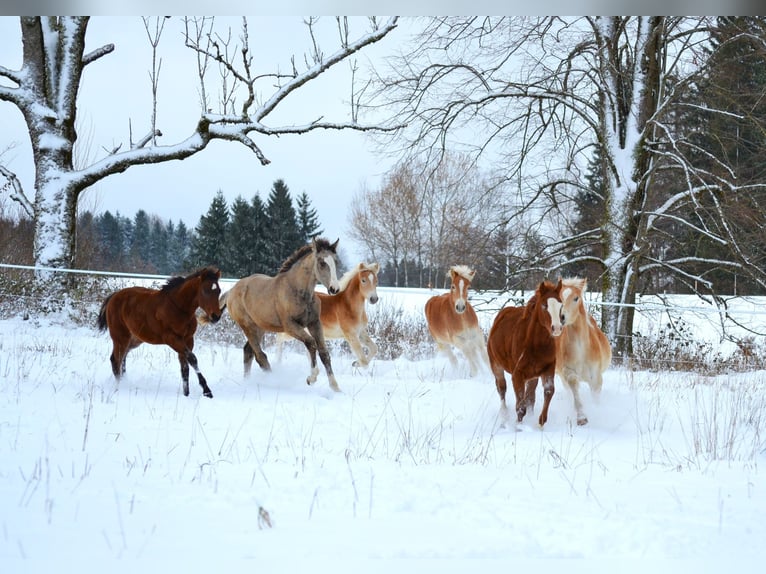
0, 165, 34, 217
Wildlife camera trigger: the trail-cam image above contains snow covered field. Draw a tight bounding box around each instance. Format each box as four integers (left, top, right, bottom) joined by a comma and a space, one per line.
1, 285, 765, 570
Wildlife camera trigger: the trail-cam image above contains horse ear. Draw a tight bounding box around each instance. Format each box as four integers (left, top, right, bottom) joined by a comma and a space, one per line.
467, 268, 476, 281
371, 262, 380, 273
331, 238, 340, 252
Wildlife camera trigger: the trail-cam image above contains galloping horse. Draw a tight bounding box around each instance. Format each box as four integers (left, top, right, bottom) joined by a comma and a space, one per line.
220, 237, 343, 391
425, 265, 489, 377
486, 279, 565, 427
556, 277, 612, 425
97, 267, 223, 398
278, 262, 380, 367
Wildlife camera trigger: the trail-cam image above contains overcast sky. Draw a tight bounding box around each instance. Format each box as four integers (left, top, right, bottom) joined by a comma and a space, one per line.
0, 16, 405, 264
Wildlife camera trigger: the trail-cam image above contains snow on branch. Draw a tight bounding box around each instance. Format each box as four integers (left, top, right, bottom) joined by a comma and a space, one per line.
0, 165, 33, 217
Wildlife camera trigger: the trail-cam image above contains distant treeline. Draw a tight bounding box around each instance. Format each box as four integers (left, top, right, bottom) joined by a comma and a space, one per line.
1, 179, 324, 278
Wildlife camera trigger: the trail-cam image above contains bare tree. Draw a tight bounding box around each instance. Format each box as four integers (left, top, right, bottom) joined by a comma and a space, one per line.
348, 153, 507, 287
366, 16, 766, 356
0, 16, 398, 284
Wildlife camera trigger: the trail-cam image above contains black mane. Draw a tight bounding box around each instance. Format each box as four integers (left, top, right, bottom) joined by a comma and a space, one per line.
278, 238, 336, 274
161, 266, 220, 292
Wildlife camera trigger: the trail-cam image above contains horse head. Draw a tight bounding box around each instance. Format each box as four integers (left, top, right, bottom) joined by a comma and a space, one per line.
312, 237, 341, 295
536, 278, 565, 336
360, 262, 380, 304
197, 267, 224, 324
560, 277, 587, 326
449, 265, 476, 314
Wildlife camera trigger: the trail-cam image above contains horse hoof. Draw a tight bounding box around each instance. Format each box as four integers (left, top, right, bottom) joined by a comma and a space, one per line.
205, 391, 213, 399
577, 417, 588, 426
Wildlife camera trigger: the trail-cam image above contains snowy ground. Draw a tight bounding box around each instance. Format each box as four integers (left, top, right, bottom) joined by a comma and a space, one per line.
1, 287, 765, 570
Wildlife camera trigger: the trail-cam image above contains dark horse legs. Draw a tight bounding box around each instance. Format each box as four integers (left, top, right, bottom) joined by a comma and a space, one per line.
180, 350, 213, 398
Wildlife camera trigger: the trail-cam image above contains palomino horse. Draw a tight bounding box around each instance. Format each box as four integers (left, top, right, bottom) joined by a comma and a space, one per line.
97, 267, 223, 398
220, 237, 343, 391
425, 265, 489, 376
486, 279, 565, 427
556, 277, 612, 425
277, 262, 380, 368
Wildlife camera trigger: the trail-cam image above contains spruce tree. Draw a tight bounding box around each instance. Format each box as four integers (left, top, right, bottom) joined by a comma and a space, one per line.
148, 216, 169, 274
250, 194, 269, 273
295, 191, 323, 243
189, 190, 230, 271
129, 209, 153, 271
227, 195, 259, 277
264, 179, 302, 273
95, 210, 124, 270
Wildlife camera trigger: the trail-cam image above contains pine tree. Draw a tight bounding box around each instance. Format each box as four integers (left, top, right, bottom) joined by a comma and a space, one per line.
264, 179, 302, 273
227, 195, 259, 276
148, 216, 169, 273
129, 209, 153, 272
295, 191, 323, 243
95, 210, 124, 270
189, 190, 230, 271
172, 220, 193, 273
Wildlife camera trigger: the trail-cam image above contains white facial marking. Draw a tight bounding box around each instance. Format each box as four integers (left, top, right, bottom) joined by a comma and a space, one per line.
325, 255, 340, 292
562, 287, 572, 302
547, 297, 563, 336
455, 277, 467, 313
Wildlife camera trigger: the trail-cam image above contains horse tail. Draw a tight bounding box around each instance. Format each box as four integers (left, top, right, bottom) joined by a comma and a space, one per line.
96, 294, 114, 332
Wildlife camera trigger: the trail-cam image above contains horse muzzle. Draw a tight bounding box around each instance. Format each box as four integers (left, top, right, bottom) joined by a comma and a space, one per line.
369, 294, 379, 304
328, 286, 340, 295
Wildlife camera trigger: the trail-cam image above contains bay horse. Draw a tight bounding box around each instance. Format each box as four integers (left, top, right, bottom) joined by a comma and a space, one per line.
425, 265, 489, 377
486, 279, 565, 427
96, 267, 223, 398
219, 237, 343, 391
556, 277, 612, 425
276, 262, 380, 368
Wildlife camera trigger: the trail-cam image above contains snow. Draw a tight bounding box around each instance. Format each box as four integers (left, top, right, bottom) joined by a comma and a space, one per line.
1, 286, 765, 570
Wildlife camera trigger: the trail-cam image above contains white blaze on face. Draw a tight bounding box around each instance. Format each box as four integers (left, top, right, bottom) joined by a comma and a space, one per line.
324, 254, 340, 294
455, 277, 467, 313
546, 297, 564, 336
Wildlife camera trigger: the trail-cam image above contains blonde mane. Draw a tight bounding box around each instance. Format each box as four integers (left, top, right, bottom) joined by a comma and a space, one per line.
449, 265, 475, 282
338, 262, 377, 292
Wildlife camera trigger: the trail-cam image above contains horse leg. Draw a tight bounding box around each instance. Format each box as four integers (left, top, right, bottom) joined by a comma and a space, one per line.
307, 322, 340, 392
178, 352, 191, 396
511, 373, 529, 423
436, 341, 459, 370
346, 330, 369, 368
359, 330, 378, 362
489, 355, 510, 423
519, 377, 538, 422
538, 374, 555, 427
562, 372, 588, 425
185, 350, 213, 398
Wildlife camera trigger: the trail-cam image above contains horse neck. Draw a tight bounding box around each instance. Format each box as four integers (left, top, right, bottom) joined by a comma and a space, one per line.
288, 254, 318, 291
344, 274, 363, 300
167, 278, 199, 312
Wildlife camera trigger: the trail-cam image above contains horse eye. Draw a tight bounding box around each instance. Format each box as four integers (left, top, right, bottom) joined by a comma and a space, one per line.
211, 284, 219, 292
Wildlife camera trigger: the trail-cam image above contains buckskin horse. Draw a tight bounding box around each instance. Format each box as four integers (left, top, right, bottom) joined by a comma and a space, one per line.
219, 237, 343, 391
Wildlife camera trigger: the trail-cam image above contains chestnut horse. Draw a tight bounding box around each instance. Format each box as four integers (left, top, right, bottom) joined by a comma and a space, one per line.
556, 277, 612, 425
425, 265, 489, 377
276, 262, 380, 367
97, 267, 223, 398
219, 238, 343, 391
486, 279, 565, 427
